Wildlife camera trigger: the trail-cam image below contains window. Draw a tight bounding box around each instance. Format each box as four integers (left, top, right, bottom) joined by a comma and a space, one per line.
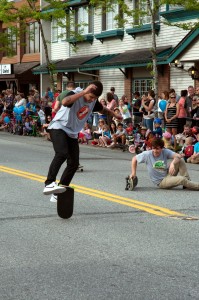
52, 19, 58, 42
25, 22, 40, 54
60, 18, 67, 41
102, 3, 122, 31
62, 80, 90, 90
133, 79, 153, 95
135, 0, 159, 25
4, 27, 17, 56
75, 6, 93, 35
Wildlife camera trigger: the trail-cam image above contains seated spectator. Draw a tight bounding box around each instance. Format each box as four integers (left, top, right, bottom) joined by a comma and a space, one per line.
163, 131, 174, 150
23, 117, 33, 136
98, 124, 112, 147
91, 118, 105, 146
181, 137, 194, 162
78, 122, 92, 144
187, 133, 199, 164
108, 122, 127, 148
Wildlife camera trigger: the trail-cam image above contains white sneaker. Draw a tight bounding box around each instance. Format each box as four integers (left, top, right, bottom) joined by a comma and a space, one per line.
43, 182, 66, 195
50, 194, 57, 203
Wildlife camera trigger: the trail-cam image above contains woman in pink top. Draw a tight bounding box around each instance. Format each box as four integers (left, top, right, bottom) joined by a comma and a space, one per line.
178, 89, 187, 133
106, 92, 117, 125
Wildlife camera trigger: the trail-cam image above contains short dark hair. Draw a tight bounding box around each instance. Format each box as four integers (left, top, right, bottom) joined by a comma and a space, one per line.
134, 91, 140, 97
91, 81, 103, 97
66, 81, 75, 89
110, 87, 115, 92
151, 138, 164, 149
148, 89, 155, 98
181, 89, 188, 97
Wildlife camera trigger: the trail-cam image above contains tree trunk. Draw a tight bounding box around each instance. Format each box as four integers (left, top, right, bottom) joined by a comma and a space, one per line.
37, 19, 55, 91
147, 0, 158, 99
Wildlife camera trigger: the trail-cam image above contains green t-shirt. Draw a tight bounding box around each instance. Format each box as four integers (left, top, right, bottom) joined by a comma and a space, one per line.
57, 89, 71, 103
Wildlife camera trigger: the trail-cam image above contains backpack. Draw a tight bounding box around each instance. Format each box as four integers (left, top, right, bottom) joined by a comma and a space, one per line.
184, 145, 194, 157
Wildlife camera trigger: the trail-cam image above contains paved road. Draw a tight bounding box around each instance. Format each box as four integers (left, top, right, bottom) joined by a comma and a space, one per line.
0, 132, 199, 300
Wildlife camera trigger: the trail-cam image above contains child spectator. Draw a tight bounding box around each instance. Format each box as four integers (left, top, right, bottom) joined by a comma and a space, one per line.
108, 122, 127, 148
153, 118, 162, 138
118, 99, 132, 126
91, 118, 105, 145
163, 131, 174, 150
182, 137, 194, 162
78, 123, 92, 144
23, 117, 33, 136
26, 96, 36, 116
98, 124, 112, 147
112, 107, 122, 126
36, 105, 46, 125
187, 133, 199, 164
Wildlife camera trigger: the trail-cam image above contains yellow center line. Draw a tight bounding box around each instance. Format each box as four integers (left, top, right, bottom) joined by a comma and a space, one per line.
0, 165, 187, 218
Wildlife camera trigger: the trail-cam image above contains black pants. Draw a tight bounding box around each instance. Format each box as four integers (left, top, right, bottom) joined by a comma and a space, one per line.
45, 129, 79, 186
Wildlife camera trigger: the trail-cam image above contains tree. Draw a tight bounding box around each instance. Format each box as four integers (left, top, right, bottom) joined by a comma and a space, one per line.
161, 0, 199, 30
89, 0, 163, 99
0, 0, 71, 90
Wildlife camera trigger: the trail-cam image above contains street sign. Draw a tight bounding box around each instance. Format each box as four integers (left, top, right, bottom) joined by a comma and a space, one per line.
0, 64, 12, 75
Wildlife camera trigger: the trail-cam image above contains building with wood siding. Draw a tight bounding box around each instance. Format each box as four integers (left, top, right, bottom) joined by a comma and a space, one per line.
33, 2, 199, 99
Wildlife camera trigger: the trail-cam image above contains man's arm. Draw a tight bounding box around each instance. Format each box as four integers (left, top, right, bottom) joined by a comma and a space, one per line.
62, 84, 97, 106
169, 153, 184, 175
130, 156, 138, 178
99, 105, 123, 121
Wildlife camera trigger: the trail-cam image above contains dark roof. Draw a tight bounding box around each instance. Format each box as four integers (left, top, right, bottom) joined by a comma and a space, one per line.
81, 47, 172, 71
14, 62, 40, 74
55, 54, 98, 71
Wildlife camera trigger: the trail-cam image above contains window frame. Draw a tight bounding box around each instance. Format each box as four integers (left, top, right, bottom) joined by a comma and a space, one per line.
74, 5, 94, 35
102, 3, 123, 31
133, 78, 153, 96
24, 22, 40, 54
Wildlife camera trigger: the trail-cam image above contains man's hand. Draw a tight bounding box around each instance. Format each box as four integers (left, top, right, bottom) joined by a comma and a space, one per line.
168, 162, 176, 175
83, 84, 97, 95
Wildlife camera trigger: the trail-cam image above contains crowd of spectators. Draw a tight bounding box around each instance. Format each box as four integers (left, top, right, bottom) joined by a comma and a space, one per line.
0, 84, 199, 164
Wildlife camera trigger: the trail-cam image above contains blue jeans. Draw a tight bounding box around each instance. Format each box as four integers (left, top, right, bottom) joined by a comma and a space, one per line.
143, 118, 154, 132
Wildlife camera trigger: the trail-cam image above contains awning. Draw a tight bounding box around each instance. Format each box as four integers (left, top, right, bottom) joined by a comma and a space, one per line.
32, 55, 98, 74
81, 47, 173, 71
32, 60, 62, 75
0, 62, 40, 80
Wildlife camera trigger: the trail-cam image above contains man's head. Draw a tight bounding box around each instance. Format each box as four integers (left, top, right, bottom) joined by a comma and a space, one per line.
66, 81, 76, 90
84, 81, 103, 103
188, 85, 195, 97
110, 87, 115, 94
151, 138, 164, 157
184, 124, 191, 135
134, 91, 140, 99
